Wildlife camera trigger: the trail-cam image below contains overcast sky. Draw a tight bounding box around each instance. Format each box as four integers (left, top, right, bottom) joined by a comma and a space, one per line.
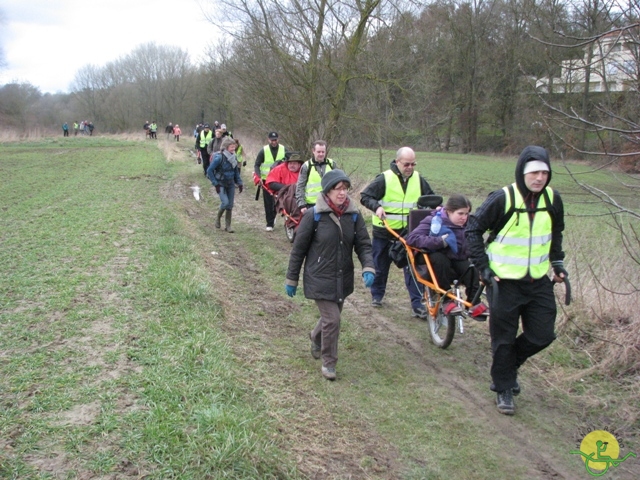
0, 0, 220, 94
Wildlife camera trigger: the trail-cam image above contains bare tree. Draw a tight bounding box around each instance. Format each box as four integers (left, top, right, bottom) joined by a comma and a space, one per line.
531, 10, 640, 218
200, 0, 389, 151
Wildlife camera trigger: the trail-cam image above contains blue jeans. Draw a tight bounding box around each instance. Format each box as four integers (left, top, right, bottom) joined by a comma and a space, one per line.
219, 184, 236, 210
370, 236, 423, 309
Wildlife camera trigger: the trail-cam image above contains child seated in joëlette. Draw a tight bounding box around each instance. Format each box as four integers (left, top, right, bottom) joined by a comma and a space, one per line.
405, 194, 485, 315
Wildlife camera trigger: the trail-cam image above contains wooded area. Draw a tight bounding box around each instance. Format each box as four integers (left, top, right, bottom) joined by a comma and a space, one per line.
1, 1, 638, 266
0, 0, 637, 157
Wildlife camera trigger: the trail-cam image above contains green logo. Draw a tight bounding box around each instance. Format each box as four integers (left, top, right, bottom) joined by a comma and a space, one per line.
570, 429, 636, 476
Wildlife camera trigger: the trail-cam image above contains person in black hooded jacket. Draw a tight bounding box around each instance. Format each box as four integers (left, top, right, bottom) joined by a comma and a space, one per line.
465, 145, 568, 415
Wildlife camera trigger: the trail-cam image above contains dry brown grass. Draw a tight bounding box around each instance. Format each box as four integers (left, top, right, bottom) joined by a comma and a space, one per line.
556, 230, 640, 378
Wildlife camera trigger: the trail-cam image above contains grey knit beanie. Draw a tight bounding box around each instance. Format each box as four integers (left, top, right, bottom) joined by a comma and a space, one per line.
321, 169, 351, 194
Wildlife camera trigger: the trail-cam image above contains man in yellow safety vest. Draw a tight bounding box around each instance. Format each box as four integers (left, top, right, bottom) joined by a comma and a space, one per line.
254, 131, 286, 231
360, 147, 435, 318
295, 140, 337, 214
466, 145, 567, 415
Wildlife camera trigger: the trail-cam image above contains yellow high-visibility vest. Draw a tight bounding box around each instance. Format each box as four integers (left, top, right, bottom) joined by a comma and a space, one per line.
304, 159, 334, 205
371, 170, 421, 230
198, 130, 213, 149
260, 145, 285, 179
487, 184, 554, 279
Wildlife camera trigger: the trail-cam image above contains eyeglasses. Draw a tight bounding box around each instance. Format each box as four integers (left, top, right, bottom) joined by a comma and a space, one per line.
331, 186, 351, 192
399, 162, 417, 167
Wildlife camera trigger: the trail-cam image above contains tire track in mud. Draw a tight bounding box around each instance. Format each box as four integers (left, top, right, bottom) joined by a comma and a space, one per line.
346, 294, 574, 479
166, 164, 589, 479
164, 172, 403, 479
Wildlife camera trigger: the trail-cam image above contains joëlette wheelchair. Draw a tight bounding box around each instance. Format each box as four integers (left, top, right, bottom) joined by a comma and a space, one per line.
384, 195, 488, 349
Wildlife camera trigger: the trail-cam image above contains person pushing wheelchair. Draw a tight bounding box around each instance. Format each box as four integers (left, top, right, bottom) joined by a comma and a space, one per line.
465, 146, 568, 415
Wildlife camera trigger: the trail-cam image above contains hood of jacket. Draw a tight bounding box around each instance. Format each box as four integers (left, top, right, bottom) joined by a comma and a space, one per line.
515, 145, 552, 196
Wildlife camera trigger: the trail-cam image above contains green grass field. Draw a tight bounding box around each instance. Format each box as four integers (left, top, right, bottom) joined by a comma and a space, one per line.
0, 136, 637, 479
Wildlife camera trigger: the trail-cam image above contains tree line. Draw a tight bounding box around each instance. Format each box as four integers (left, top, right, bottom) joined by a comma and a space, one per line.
0, 0, 638, 162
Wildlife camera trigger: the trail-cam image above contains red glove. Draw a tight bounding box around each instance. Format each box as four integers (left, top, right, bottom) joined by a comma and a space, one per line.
253, 173, 261, 186
238, 185, 243, 193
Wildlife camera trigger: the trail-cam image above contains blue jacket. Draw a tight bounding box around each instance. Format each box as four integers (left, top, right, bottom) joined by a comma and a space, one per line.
207, 152, 243, 187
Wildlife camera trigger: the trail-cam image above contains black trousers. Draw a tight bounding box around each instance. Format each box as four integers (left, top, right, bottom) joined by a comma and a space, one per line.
199, 147, 211, 175
421, 251, 477, 301
488, 277, 556, 392
263, 189, 276, 227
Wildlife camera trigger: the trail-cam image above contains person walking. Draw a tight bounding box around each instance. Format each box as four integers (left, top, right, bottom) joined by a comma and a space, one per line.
207, 137, 243, 233
149, 121, 157, 139
286, 169, 375, 381
165, 122, 173, 138
173, 124, 181, 142
254, 131, 286, 231
208, 129, 223, 158
295, 140, 336, 214
360, 147, 436, 318
62, 122, 69, 137
465, 145, 567, 415
195, 123, 213, 176
73, 121, 79, 136
220, 123, 233, 138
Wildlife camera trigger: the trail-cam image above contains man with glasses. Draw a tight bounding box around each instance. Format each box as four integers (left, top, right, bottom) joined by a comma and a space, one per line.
360, 147, 435, 318
254, 132, 287, 231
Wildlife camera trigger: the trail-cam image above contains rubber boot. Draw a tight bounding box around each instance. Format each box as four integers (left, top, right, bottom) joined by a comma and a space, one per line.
215, 209, 223, 229
225, 210, 234, 233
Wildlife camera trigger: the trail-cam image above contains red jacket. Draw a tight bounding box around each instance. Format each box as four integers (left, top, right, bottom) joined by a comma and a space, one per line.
266, 162, 300, 190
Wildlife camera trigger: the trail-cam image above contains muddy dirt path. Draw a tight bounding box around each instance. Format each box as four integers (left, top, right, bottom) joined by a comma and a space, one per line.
162, 147, 621, 478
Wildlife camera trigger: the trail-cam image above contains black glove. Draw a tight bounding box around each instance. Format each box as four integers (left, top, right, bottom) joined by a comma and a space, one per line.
215, 185, 221, 194
238, 185, 243, 193
552, 261, 568, 279
480, 267, 495, 286
242, 161, 247, 166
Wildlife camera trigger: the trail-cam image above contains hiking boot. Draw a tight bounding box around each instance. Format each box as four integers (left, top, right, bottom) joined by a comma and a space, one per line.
215, 209, 223, 229
309, 333, 321, 360
491, 381, 520, 396
443, 301, 462, 315
224, 210, 234, 233
411, 307, 428, 319
371, 298, 382, 307
321, 366, 336, 381
496, 390, 515, 415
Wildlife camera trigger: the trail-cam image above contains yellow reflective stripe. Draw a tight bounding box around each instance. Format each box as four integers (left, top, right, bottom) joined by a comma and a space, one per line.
380, 200, 417, 209
488, 252, 550, 266
307, 181, 322, 188
494, 233, 552, 246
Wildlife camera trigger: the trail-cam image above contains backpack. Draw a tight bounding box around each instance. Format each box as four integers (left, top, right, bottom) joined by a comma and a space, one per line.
486, 184, 556, 246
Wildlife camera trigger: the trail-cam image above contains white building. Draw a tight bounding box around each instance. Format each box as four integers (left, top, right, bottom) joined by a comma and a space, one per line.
536, 32, 639, 93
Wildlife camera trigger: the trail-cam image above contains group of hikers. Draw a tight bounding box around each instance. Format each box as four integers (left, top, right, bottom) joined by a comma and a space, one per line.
196, 125, 568, 416
62, 121, 94, 136
141, 121, 183, 141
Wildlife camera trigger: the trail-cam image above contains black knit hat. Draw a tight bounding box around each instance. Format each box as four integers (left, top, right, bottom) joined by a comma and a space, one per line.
321, 169, 351, 194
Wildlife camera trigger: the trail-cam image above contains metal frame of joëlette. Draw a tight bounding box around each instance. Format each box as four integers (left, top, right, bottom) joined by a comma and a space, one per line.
383, 219, 475, 317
